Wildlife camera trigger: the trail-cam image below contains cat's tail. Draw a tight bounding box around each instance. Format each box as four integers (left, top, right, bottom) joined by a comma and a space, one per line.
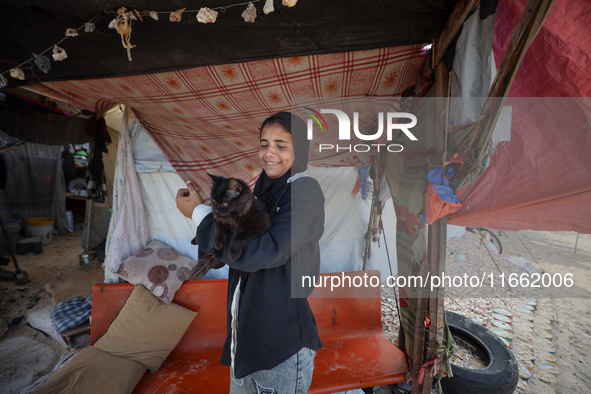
189, 253, 226, 280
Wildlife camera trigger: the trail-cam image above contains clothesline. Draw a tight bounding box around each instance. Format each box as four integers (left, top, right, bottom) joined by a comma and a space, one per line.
0, 0, 291, 86
1, 13, 102, 80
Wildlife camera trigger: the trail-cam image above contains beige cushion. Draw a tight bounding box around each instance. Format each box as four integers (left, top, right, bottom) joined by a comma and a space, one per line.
34, 346, 146, 394
94, 284, 197, 372
112, 239, 197, 303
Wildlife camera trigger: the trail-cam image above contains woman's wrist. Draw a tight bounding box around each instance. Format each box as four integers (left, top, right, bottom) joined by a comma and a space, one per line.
192, 204, 213, 225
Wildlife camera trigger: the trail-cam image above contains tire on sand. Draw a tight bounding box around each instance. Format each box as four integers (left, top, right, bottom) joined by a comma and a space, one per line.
440, 311, 519, 394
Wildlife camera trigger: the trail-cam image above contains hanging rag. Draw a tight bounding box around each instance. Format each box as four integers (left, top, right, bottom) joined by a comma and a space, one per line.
86, 116, 110, 203
423, 166, 462, 224
352, 165, 372, 201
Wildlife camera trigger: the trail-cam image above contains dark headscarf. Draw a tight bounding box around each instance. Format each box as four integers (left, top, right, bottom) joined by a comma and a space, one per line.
253, 111, 309, 215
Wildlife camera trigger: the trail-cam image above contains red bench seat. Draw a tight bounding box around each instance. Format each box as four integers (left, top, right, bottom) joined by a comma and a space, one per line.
90, 271, 407, 393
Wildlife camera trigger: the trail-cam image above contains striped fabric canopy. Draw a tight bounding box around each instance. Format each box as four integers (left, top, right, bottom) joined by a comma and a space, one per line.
31, 44, 428, 193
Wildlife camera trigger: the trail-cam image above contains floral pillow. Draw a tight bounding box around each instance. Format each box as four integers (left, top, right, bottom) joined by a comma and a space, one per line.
112, 240, 197, 303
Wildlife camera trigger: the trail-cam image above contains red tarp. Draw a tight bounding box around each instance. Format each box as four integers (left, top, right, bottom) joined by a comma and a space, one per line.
448, 0, 591, 233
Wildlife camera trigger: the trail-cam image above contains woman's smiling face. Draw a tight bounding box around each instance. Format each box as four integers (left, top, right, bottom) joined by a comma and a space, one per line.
259, 123, 295, 179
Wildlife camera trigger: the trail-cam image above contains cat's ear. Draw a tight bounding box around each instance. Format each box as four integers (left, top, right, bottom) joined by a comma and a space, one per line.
227, 178, 243, 195
207, 173, 224, 185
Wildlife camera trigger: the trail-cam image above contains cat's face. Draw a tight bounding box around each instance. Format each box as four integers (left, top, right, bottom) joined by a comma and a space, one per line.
208, 175, 252, 216
259, 123, 294, 178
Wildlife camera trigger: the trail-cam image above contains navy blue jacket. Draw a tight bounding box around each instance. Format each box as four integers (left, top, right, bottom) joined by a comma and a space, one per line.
194, 176, 325, 379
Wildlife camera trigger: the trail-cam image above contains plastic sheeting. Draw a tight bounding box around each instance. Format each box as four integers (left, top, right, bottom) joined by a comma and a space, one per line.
449, 11, 497, 126
0, 336, 56, 393
309, 166, 398, 279
449, 0, 591, 233
449, 98, 591, 232
0, 131, 69, 234
448, 11, 512, 149
131, 125, 176, 173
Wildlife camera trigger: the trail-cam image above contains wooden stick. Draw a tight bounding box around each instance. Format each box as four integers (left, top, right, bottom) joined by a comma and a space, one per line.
415, 0, 479, 94
411, 261, 430, 394
0, 145, 18, 156
420, 61, 450, 394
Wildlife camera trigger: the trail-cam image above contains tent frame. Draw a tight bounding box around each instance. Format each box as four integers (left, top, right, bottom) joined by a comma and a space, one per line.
409, 0, 554, 391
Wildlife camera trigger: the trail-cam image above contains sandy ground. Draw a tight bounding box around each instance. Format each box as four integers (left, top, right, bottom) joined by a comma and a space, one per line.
379, 228, 591, 394
0, 226, 103, 331
1, 226, 590, 393
501, 230, 591, 393
0, 226, 103, 393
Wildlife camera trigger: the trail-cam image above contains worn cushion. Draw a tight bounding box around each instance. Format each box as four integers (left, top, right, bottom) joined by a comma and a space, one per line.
94, 284, 197, 372
34, 346, 146, 394
112, 239, 197, 303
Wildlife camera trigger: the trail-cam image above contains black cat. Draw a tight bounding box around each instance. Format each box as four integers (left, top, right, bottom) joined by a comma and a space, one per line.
190, 174, 271, 280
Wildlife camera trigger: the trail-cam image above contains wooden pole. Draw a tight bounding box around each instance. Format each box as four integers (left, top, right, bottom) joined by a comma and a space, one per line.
410, 0, 476, 390
415, 0, 479, 95
362, 206, 373, 271
411, 260, 430, 394
420, 62, 450, 394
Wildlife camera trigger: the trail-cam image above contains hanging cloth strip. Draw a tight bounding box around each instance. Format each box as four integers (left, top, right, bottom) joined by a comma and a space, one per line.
86, 116, 110, 203
423, 166, 462, 224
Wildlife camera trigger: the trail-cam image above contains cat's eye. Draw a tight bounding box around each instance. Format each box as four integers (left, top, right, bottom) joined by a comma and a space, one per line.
222, 202, 228, 206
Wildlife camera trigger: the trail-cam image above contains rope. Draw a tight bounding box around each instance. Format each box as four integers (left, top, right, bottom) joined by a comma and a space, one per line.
0, 13, 103, 78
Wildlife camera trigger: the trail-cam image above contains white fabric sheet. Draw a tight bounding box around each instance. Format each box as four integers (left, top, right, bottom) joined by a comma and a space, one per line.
137, 171, 228, 279
103, 115, 150, 283
308, 166, 397, 280
449, 11, 497, 126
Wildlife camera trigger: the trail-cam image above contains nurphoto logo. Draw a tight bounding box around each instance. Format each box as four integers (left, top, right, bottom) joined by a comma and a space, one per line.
304, 108, 418, 153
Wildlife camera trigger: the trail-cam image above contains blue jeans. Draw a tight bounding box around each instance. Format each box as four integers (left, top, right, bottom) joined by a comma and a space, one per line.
229, 347, 316, 394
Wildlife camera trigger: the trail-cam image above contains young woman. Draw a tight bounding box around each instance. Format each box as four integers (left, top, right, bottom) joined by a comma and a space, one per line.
176, 111, 325, 393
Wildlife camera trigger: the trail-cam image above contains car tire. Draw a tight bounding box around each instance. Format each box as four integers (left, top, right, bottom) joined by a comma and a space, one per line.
440, 311, 519, 394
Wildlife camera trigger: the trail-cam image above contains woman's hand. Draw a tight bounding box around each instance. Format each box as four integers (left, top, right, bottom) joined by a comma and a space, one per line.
176, 181, 204, 219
